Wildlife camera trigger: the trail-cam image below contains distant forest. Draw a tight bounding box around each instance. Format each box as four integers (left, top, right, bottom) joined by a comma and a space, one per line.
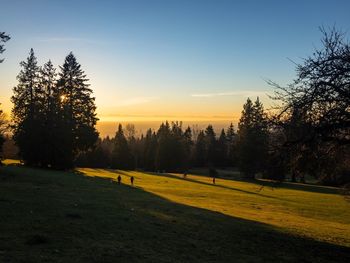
0, 28, 349, 186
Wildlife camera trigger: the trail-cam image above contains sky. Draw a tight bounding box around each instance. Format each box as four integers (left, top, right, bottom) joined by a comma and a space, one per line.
1, 0, 350, 136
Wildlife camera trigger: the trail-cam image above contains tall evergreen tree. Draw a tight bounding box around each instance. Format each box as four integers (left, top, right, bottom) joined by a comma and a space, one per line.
237, 97, 269, 178
111, 124, 133, 169
194, 130, 206, 167
170, 121, 187, 171
143, 129, 157, 171
217, 129, 227, 167
252, 97, 269, 172
11, 49, 41, 165
204, 125, 217, 166
155, 121, 173, 171
57, 52, 98, 167
37, 60, 59, 167
226, 122, 236, 166
183, 126, 193, 170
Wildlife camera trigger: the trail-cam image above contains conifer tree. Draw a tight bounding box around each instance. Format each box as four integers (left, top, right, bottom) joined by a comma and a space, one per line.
37, 60, 58, 166
40, 61, 57, 112
226, 122, 236, 166
204, 125, 217, 166
237, 97, 269, 178
156, 121, 173, 171
194, 130, 206, 167
111, 124, 132, 169
57, 52, 98, 167
252, 97, 269, 172
217, 129, 227, 167
170, 121, 187, 171
183, 126, 193, 170
143, 129, 157, 171
11, 49, 41, 165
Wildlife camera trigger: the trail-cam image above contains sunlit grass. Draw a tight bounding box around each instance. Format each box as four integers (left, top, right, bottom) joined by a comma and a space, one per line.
79, 168, 350, 246
1, 159, 21, 165
1, 162, 349, 262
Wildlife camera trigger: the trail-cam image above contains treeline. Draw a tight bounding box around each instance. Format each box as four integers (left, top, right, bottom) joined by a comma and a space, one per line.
1, 28, 349, 186
76, 97, 269, 177
77, 121, 236, 172
10, 49, 98, 169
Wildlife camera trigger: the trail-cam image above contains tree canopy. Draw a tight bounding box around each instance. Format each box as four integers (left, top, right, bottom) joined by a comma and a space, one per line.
11, 50, 98, 169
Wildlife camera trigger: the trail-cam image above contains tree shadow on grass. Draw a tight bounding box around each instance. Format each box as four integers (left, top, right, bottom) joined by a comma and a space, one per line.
1, 167, 349, 263
141, 171, 296, 203
188, 169, 341, 195
256, 179, 341, 195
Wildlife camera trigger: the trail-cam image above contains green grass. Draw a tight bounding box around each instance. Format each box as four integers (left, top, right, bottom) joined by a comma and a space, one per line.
0, 162, 349, 262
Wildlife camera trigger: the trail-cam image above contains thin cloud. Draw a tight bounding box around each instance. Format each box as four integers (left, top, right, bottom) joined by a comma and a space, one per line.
191, 90, 269, 98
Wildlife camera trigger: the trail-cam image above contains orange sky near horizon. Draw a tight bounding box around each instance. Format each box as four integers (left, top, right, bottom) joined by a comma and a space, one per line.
2, 0, 350, 139
1, 78, 273, 138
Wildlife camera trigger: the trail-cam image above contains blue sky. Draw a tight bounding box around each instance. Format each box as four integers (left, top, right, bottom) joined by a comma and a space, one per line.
1, 0, 350, 135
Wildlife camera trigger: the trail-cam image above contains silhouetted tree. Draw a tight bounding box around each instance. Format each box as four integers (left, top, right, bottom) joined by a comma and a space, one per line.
155, 122, 172, 171
0, 32, 10, 63
270, 27, 350, 185
252, 97, 269, 172
37, 60, 60, 167
111, 124, 133, 169
11, 51, 98, 169
271, 27, 350, 146
237, 97, 268, 178
183, 126, 193, 171
11, 49, 41, 166
124, 124, 137, 167
226, 122, 236, 166
57, 52, 98, 168
217, 129, 227, 167
170, 121, 187, 171
143, 129, 157, 171
204, 125, 217, 166
194, 130, 206, 167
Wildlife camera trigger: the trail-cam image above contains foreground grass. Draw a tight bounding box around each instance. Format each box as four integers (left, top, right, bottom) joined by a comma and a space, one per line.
0, 163, 349, 262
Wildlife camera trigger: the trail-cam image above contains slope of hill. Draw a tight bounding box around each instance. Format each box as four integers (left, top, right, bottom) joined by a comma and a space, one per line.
0, 163, 349, 262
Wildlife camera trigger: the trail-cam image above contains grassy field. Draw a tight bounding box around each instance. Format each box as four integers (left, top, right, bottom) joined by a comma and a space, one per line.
0, 161, 349, 262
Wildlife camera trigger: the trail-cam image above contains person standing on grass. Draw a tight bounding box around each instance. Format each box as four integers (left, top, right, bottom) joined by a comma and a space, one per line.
209, 166, 218, 185
130, 176, 134, 186
117, 175, 121, 184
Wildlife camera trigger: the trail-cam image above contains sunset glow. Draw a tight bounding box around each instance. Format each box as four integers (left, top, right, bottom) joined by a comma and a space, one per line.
1, 0, 350, 136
